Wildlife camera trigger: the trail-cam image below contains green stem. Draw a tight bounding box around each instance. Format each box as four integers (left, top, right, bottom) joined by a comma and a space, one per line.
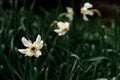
58, 12, 68, 18
91, 9, 101, 17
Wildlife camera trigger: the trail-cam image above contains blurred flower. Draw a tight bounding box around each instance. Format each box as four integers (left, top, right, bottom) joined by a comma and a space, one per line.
54, 21, 70, 36
112, 77, 116, 80
95, 78, 108, 80
96, 77, 116, 80
0, 65, 4, 69
18, 34, 43, 57
66, 7, 74, 21
34, 67, 37, 72
58, 7, 74, 21
80, 2, 94, 21
80, 2, 101, 21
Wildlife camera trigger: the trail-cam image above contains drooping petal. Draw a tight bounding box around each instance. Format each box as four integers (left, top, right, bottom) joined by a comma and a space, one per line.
66, 7, 73, 14
34, 50, 42, 57
66, 14, 73, 21
58, 32, 66, 36
54, 29, 65, 36
18, 49, 28, 54
54, 29, 62, 33
83, 14, 89, 21
33, 34, 41, 46
85, 10, 94, 16
22, 37, 32, 47
84, 2, 93, 8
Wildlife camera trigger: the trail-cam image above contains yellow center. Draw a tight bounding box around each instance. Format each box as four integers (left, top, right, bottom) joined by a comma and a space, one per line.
63, 28, 69, 32
80, 8, 85, 14
30, 46, 38, 53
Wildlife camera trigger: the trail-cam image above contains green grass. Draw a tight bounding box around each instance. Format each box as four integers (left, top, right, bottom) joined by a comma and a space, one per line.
0, 0, 120, 80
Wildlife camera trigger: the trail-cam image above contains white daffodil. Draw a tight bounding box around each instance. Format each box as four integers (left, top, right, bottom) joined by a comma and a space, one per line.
54, 21, 70, 36
66, 7, 74, 21
18, 34, 43, 57
58, 7, 74, 21
80, 2, 94, 21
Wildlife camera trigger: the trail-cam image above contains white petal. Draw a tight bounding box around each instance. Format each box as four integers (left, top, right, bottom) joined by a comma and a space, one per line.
33, 34, 41, 46
66, 7, 73, 13
37, 40, 43, 49
66, 14, 73, 21
58, 32, 66, 36
25, 50, 34, 57
34, 51, 42, 57
83, 14, 89, 21
18, 49, 28, 54
84, 2, 93, 8
54, 29, 65, 36
57, 22, 65, 29
57, 21, 70, 30
22, 37, 32, 47
64, 22, 70, 28
54, 29, 62, 33
85, 10, 94, 16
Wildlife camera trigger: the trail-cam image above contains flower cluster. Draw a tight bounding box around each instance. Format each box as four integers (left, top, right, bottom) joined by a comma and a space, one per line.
18, 2, 101, 58
50, 7, 72, 36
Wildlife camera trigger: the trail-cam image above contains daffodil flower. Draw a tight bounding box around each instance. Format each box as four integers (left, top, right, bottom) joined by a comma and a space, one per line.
18, 34, 43, 57
80, 2, 101, 21
54, 21, 70, 36
65, 7, 74, 21
80, 2, 94, 21
58, 7, 74, 21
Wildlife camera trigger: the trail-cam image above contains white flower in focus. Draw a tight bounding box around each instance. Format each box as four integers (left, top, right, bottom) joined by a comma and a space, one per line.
54, 21, 70, 36
66, 7, 74, 21
80, 2, 94, 21
18, 34, 43, 57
